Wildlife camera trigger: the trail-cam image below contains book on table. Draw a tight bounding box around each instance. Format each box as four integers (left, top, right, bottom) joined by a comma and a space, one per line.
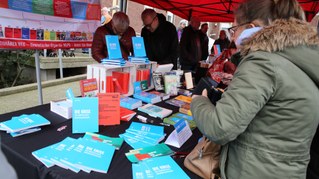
98, 93, 120, 126
138, 104, 172, 119
120, 107, 137, 121
120, 96, 142, 110
133, 91, 161, 104
79, 78, 98, 97
72, 97, 99, 133
132, 156, 190, 179
0, 114, 50, 133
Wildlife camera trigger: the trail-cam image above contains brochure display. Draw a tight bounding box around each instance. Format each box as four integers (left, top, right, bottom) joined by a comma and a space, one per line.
32, 135, 116, 173
87, 64, 135, 95
132, 156, 190, 179
165, 120, 192, 148
120, 122, 166, 149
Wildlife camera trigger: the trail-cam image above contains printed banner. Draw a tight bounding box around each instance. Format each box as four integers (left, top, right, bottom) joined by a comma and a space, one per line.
0, 0, 100, 49
0, 38, 92, 49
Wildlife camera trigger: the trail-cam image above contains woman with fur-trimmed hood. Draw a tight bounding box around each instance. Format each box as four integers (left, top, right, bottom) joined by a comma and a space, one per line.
191, 0, 319, 178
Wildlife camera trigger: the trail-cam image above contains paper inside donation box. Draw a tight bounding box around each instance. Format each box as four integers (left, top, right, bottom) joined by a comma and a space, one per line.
165, 119, 192, 148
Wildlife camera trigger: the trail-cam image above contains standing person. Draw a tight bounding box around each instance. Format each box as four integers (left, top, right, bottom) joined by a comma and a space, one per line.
141, 9, 178, 70
199, 23, 209, 61
191, 0, 319, 178
179, 16, 201, 71
211, 30, 230, 54
177, 20, 187, 42
92, 11, 136, 63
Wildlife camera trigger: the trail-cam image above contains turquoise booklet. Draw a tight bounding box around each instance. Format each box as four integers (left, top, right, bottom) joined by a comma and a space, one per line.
120, 122, 166, 149
132, 156, 189, 179
83, 132, 124, 150
60, 138, 116, 173
125, 143, 174, 163
72, 97, 99, 133
105, 35, 122, 59
1, 114, 50, 133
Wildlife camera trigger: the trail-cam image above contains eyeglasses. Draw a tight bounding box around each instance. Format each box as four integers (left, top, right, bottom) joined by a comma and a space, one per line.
228, 22, 251, 36
144, 15, 157, 29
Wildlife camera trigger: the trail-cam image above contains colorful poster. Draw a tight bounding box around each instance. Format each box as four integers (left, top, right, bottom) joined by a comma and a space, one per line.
8, 0, 32, 12
50, 30, 56, 40
22, 27, 30, 39
5, 27, 13, 38
70, 1, 87, 20
86, 4, 100, 20
32, 0, 54, 16
0, 0, 100, 49
44, 30, 50, 40
0, 1, 8, 8
30, 29, 37, 39
0, 25, 3, 37
53, 0, 72, 18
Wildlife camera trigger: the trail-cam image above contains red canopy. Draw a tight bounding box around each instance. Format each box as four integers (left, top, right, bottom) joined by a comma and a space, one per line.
130, 0, 319, 22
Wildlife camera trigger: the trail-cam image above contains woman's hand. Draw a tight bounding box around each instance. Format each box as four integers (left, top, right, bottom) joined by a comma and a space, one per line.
192, 89, 208, 99
221, 73, 233, 85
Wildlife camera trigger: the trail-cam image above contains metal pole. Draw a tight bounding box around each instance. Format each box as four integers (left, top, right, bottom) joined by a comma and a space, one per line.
58, 49, 63, 78
120, 0, 127, 13
88, 48, 91, 57
35, 50, 43, 105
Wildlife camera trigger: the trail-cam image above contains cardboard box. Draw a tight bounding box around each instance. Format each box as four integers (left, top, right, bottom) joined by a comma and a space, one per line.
50, 99, 72, 119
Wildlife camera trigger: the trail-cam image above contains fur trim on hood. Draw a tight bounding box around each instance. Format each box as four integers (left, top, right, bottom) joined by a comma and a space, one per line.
241, 18, 319, 56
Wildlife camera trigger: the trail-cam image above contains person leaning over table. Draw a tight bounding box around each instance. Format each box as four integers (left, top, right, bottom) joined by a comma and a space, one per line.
92, 11, 136, 63
191, 0, 319, 178
141, 9, 179, 70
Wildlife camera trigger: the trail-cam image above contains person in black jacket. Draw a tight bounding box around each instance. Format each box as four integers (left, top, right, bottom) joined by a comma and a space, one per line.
141, 9, 178, 70
199, 23, 209, 61
179, 16, 201, 71
211, 30, 230, 54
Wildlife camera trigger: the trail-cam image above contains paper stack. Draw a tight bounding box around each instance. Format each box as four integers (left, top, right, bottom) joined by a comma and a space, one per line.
32, 133, 122, 173
120, 122, 166, 149
0, 114, 50, 137
125, 143, 174, 163
132, 156, 190, 179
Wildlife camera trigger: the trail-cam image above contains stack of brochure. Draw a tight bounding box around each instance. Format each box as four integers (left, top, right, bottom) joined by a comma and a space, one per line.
132, 156, 190, 179
120, 96, 143, 110
125, 143, 174, 163
163, 113, 196, 130
138, 104, 172, 119
0, 114, 50, 137
120, 122, 166, 149
32, 133, 122, 173
128, 57, 150, 64
133, 91, 161, 104
101, 58, 126, 66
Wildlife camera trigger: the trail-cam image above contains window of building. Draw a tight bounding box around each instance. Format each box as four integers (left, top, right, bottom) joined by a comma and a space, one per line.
167, 11, 174, 23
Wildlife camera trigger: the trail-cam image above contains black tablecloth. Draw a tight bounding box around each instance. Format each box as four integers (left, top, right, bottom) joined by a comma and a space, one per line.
0, 100, 202, 179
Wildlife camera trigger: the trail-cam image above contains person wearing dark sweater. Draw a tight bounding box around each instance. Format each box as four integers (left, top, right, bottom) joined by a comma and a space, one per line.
179, 16, 201, 71
92, 12, 136, 63
141, 9, 178, 70
211, 30, 230, 54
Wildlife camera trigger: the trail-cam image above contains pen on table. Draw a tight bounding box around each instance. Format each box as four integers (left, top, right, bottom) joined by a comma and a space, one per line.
159, 122, 170, 127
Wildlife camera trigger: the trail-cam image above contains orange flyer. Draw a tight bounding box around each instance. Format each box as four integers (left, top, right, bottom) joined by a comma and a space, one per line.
98, 93, 120, 126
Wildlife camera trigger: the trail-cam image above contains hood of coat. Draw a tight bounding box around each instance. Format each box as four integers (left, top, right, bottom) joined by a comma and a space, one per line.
241, 18, 319, 87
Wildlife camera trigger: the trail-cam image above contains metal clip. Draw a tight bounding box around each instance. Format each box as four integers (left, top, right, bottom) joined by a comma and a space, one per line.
198, 148, 203, 159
